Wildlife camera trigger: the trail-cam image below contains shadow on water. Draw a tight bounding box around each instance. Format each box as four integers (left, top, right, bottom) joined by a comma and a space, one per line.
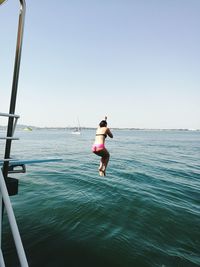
3, 227, 148, 267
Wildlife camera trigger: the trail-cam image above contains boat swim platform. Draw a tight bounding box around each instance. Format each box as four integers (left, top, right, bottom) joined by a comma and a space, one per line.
0, 158, 63, 165
0, 158, 63, 173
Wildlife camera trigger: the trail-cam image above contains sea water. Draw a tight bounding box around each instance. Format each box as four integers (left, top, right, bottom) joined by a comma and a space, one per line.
0, 129, 200, 267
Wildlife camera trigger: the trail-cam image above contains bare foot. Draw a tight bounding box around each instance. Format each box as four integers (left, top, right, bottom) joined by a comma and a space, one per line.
99, 170, 105, 176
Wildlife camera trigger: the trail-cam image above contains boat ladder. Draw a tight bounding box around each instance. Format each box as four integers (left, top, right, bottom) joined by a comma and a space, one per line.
0, 112, 29, 267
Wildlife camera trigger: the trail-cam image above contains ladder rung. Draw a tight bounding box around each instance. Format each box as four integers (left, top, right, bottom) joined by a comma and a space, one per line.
0, 137, 19, 140
0, 159, 16, 162
0, 112, 20, 118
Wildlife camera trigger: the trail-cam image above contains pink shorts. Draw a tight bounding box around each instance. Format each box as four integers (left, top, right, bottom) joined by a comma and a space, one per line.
92, 143, 105, 152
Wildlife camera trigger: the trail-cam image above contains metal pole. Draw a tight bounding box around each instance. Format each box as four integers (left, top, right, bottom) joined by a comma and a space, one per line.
0, 172, 28, 266
3, 0, 26, 178
0, 193, 2, 251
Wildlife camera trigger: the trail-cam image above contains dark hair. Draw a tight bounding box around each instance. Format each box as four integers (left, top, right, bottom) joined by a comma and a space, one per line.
99, 120, 107, 127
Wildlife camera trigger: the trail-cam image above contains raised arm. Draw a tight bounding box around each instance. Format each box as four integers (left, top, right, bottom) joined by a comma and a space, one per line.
107, 128, 113, 138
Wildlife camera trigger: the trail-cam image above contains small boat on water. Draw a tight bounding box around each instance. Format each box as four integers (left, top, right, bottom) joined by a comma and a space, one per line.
71, 128, 81, 135
23, 127, 32, 131
71, 118, 81, 135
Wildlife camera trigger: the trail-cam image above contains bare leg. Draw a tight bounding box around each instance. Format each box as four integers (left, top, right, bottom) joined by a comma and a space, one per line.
94, 148, 110, 176
99, 150, 110, 176
101, 153, 110, 176
98, 159, 104, 176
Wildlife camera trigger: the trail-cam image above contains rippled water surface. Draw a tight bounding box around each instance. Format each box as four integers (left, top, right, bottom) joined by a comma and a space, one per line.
1, 129, 200, 267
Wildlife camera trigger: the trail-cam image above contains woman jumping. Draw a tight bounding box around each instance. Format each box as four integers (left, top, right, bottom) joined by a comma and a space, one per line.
92, 117, 113, 176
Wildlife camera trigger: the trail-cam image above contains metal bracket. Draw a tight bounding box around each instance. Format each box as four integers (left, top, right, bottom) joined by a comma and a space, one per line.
8, 164, 26, 174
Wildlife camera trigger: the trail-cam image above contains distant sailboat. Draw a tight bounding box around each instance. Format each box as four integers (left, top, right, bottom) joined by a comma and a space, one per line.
71, 118, 81, 135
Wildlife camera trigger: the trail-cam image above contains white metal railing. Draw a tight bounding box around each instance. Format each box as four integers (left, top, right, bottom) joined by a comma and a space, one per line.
0, 111, 28, 266
0, 170, 28, 266
0, 112, 20, 138
0, 112, 20, 118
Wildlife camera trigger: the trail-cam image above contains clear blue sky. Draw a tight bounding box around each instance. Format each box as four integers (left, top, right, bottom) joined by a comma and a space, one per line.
0, 0, 200, 129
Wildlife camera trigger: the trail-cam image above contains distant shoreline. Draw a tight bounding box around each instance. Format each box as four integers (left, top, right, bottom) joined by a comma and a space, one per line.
0, 125, 199, 131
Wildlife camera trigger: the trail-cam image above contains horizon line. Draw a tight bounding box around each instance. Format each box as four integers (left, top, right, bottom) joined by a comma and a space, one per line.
0, 125, 199, 131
